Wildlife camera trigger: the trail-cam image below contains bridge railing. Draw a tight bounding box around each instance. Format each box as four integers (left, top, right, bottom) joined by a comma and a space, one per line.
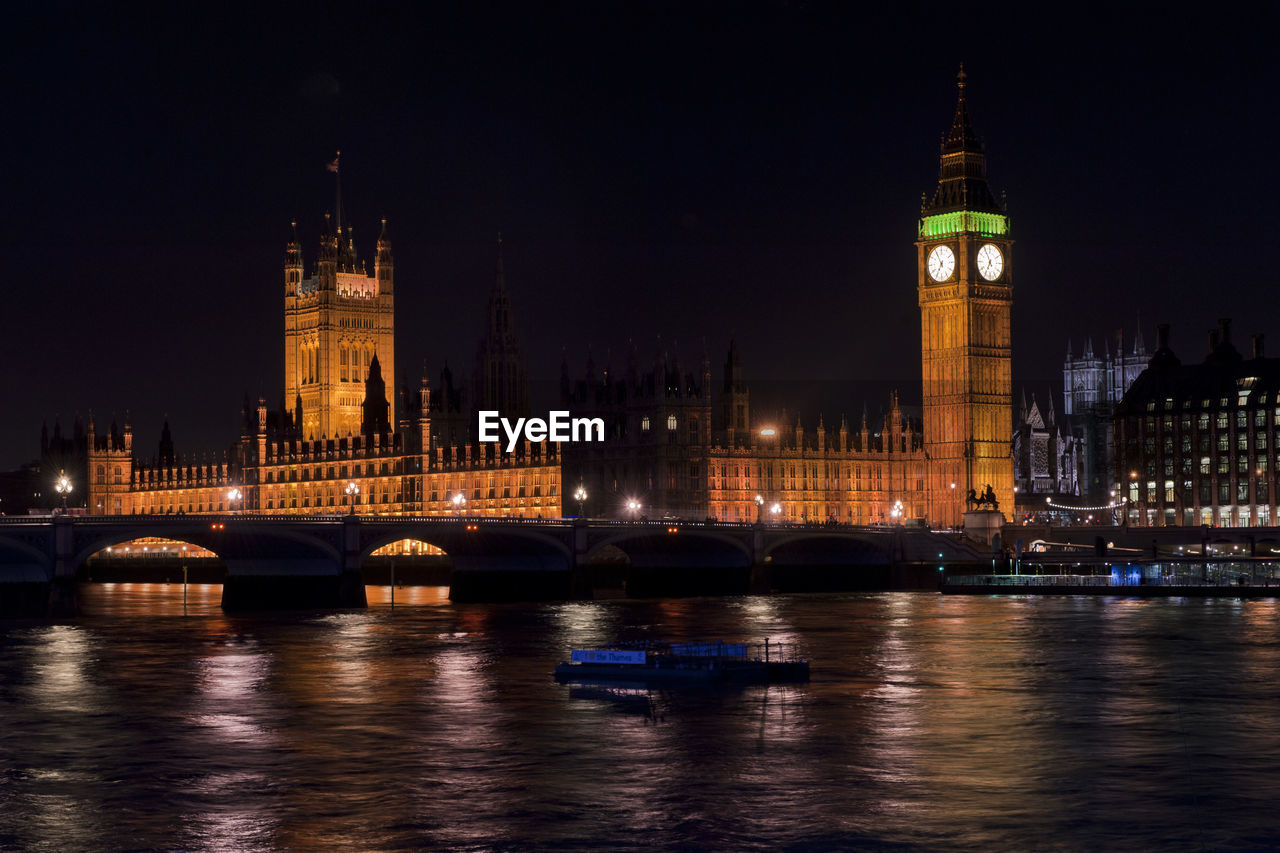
1, 514, 911, 535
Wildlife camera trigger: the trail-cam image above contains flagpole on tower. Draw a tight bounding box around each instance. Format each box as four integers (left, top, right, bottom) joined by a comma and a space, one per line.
328, 150, 342, 235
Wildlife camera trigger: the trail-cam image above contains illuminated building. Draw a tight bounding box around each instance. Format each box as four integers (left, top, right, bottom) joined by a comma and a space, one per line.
1012, 390, 1079, 513
559, 344, 713, 517
708, 392, 925, 525
1063, 328, 1148, 500
87, 216, 562, 520
916, 66, 1014, 527
284, 211, 395, 440
80, 72, 1013, 529
561, 343, 927, 523
1115, 320, 1278, 527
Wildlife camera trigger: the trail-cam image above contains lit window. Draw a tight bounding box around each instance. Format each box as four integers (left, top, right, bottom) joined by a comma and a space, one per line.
641, 416, 650, 431
667, 414, 677, 431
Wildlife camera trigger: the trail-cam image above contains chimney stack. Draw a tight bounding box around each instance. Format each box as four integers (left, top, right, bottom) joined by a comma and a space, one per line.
1156, 324, 1170, 351
1217, 318, 1232, 345
1208, 329, 1219, 355
1253, 334, 1266, 360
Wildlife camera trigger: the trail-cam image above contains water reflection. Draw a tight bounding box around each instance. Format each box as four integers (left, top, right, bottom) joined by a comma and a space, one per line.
2, 586, 1279, 849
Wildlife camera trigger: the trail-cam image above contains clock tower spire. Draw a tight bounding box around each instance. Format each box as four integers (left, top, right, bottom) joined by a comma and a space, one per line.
917, 68, 1014, 528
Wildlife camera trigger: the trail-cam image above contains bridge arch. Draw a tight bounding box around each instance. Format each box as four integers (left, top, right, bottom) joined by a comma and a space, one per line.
587, 527, 753, 568
369, 538, 447, 556
358, 522, 573, 563
71, 523, 341, 569
763, 531, 891, 565
0, 532, 52, 575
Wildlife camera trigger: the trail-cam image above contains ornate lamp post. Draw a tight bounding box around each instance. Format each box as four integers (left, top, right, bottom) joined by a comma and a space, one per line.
226, 487, 242, 514
345, 481, 359, 515
627, 499, 641, 521
574, 485, 587, 519
755, 494, 764, 523
770, 502, 781, 524
55, 471, 72, 514
452, 491, 466, 518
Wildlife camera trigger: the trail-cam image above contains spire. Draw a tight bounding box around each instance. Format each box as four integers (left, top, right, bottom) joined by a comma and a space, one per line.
1133, 318, 1146, 355
361, 353, 390, 436
924, 66, 1003, 215
495, 231, 506, 292
331, 150, 342, 237
159, 419, 174, 465
375, 218, 393, 291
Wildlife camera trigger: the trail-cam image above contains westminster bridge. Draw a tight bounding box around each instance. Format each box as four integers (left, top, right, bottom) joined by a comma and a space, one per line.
0, 514, 988, 615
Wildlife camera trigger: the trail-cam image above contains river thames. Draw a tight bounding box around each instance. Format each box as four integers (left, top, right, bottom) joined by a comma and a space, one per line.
2, 586, 1278, 851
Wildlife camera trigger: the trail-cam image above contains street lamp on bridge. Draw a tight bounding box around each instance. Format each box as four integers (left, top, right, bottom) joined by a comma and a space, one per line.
626, 499, 642, 520
345, 481, 359, 515
451, 491, 466, 518
55, 471, 72, 514
574, 485, 588, 519
226, 487, 242, 514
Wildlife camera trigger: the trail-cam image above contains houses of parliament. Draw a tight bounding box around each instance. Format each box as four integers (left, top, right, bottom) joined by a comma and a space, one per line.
81, 73, 1014, 529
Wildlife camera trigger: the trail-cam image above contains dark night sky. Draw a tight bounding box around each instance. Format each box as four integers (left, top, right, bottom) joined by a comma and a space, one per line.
2, 2, 1277, 470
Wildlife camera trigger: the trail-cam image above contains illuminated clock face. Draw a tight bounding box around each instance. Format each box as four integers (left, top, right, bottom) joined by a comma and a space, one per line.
927, 245, 955, 282
977, 244, 1004, 281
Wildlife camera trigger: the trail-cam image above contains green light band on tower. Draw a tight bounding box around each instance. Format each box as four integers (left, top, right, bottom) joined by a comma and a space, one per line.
918, 211, 1009, 239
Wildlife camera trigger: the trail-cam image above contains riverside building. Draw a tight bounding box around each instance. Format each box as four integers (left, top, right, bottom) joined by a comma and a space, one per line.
1114, 320, 1278, 527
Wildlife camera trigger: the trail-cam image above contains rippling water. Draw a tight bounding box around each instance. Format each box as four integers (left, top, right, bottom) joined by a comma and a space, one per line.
2, 584, 1279, 851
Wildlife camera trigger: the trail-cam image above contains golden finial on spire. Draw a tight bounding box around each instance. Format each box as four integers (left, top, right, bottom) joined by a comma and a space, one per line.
957, 63, 967, 98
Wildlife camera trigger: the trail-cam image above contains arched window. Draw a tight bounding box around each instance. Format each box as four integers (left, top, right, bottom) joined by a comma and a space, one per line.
641, 416, 650, 431
667, 414, 677, 431
97, 465, 105, 483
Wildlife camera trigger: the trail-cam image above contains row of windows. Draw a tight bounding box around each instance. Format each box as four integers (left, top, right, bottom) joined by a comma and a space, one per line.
1131, 408, 1280, 435
262, 462, 398, 482
713, 503, 882, 523
1129, 480, 1272, 505
262, 492, 401, 509
429, 485, 553, 500
1133, 433, 1269, 454
1143, 392, 1273, 412
638, 414, 695, 432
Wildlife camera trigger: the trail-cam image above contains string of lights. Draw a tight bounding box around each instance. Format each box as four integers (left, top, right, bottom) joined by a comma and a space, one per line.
1044, 497, 1129, 511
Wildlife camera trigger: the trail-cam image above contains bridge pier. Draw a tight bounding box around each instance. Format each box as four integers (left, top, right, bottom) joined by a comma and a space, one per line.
49, 517, 78, 617
219, 516, 366, 612
570, 520, 594, 600
748, 526, 771, 593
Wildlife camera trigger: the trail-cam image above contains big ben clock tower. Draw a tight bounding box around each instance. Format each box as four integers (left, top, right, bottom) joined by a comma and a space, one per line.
917, 67, 1013, 528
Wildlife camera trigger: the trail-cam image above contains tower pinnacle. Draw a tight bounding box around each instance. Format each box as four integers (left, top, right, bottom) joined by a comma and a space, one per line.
924, 67, 1001, 215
